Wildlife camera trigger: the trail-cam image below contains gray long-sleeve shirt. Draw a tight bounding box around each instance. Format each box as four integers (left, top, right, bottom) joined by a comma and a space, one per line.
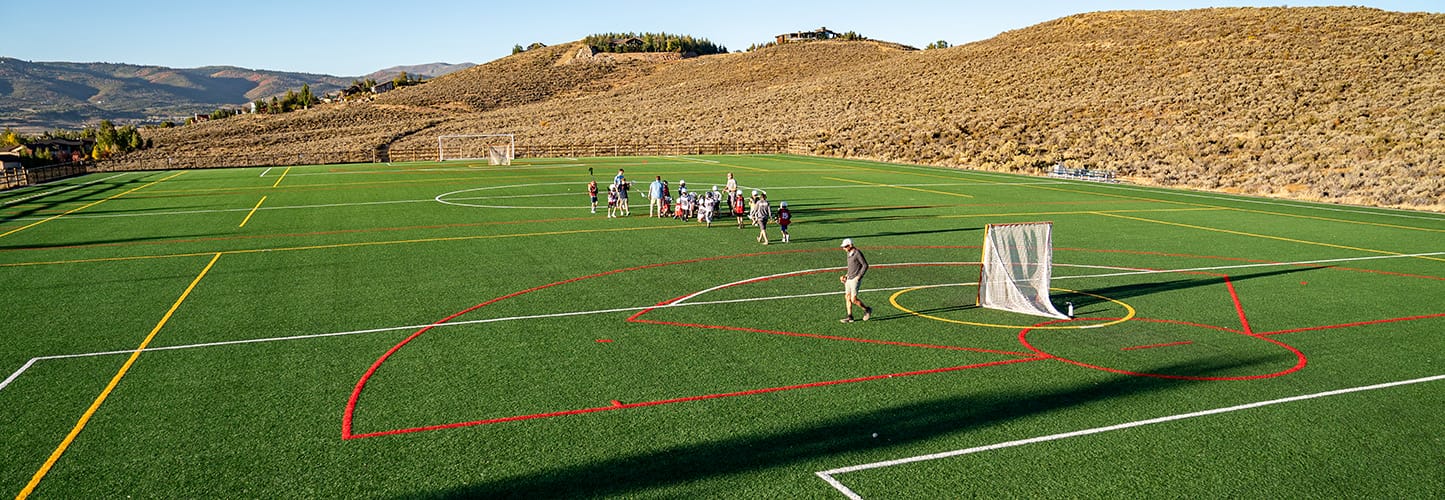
845, 248, 868, 280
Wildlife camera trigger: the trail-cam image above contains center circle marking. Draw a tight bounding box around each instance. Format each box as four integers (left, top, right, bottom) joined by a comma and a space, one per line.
888, 285, 1136, 329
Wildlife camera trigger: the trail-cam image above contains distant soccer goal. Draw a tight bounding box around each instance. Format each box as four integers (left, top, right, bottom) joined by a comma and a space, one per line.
438, 134, 514, 165
976, 221, 1071, 319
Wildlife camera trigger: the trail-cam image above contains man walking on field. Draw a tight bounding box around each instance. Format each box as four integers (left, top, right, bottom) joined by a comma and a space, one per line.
648, 176, 665, 217
839, 238, 872, 323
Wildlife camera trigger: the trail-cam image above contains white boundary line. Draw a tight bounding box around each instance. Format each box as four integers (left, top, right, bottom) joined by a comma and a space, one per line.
5, 251, 1439, 393
0, 173, 133, 207
961, 169, 1445, 222
815, 373, 1445, 499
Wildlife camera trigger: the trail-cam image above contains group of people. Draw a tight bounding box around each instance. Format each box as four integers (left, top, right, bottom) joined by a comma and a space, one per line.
587, 170, 792, 244
585, 168, 867, 323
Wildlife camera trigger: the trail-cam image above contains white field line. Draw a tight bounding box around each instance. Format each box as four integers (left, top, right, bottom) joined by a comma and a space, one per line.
0, 173, 133, 207
0, 180, 1067, 222
787, 156, 1445, 222
665, 156, 721, 163
961, 169, 1445, 222
816, 373, 1445, 499
2, 198, 435, 221
259, 167, 273, 178
5, 251, 1438, 392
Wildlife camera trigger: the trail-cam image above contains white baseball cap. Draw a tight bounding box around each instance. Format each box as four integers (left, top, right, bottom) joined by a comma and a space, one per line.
840, 238, 853, 248
751, 190, 759, 196
780, 201, 787, 207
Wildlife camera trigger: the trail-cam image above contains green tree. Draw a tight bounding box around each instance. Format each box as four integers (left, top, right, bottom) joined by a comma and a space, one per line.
512, 44, 525, 54
926, 40, 950, 50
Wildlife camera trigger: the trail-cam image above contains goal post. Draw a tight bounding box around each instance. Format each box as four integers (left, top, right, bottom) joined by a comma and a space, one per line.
977, 221, 1071, 319
438, 134, 514, 165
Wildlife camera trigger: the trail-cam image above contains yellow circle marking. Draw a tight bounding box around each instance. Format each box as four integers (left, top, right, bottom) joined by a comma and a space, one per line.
889, 285, 1136, 329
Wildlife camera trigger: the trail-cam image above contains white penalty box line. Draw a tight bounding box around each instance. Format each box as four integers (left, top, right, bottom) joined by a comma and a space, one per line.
3, 251, 1440, 392
815, 373, 1445, 499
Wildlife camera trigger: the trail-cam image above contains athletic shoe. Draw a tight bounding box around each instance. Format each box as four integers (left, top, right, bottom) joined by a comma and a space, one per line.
839, 317, 854, 323
862, 307, 872, 321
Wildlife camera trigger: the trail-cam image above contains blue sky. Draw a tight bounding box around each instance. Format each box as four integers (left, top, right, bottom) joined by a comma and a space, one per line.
6, 0, 1439, 77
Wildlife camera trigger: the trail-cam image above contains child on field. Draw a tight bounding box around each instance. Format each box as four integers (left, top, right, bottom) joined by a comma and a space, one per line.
733, 191, 746, 228
587, 180, 599, 214
752, 193, 772, 245
777, 201, 791, 243
606, 184, 619, 218
699, 192, 716, 227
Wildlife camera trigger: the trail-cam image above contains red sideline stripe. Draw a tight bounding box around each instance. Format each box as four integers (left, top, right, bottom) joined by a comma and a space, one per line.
1258, 313, 1445, 336
1223, 275, 1254, 335
346, 357, 1046, 440
1121, 341, 1194, 351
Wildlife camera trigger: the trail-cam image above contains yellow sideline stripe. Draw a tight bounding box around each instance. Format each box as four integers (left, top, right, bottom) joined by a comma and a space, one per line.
0, 172, 184, 240
825, 177, 974, 198
271, 166, 291, 188
1094, 212, 1445, 262
238, 196, 267, 228
17, 252, 222, 500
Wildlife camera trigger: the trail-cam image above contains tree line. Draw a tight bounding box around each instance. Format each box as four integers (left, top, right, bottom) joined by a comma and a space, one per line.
581, 32, 727, 55
2, 120, 149, 164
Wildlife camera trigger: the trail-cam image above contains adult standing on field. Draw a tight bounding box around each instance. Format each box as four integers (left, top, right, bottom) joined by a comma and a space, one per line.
838, 238, 872, 323
648, 176, 665, 217
724, 172, 738, 212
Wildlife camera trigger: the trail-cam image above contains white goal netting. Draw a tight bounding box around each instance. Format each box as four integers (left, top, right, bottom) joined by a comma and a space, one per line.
977, 222, 1070, 319
438, 134, 514, 165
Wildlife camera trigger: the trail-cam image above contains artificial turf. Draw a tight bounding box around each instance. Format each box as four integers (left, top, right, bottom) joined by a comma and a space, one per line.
1, 154, 1441, 498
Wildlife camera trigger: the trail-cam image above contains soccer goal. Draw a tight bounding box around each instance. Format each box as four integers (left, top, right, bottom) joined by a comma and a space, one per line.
438, 134, 514, 165
977, 221, 1071, 319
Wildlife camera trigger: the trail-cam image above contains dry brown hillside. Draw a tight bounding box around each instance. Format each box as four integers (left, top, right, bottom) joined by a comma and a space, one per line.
123, 7, 1445, 211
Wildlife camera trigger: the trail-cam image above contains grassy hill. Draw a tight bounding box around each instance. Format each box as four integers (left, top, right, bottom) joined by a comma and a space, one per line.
0, 58, 358, 131
126, 7, 1444, 211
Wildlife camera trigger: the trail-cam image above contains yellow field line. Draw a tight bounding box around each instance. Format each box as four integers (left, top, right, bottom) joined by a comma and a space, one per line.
1224, 206, 1445, 234
825, 176, 974, 199
271, 167, 291, 188
0, 171, 184, 240
936, 207, 1225, 219
238, 196, 267, 228
1094, 212, 1445, 262
17, 252, 222, 500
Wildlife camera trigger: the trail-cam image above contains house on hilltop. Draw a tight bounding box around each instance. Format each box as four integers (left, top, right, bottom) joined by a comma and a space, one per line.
776, 27, 838, 44
13, 138, 93, 162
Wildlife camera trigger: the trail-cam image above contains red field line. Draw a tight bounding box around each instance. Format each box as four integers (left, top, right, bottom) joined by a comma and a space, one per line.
1258, 313, 1445, 336
345, 358, 1047, 440
0, 216, 600, 253
1121, 341, 1195, 351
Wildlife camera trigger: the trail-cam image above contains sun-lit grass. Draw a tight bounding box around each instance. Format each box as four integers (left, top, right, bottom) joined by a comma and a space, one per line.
2, 154, 1441, 497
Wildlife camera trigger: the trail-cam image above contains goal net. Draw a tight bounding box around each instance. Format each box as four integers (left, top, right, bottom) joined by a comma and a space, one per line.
976, 222, 1070, 319
438, 134, 514, 165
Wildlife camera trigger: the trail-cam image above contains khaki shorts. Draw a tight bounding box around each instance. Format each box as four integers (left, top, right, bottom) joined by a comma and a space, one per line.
844, 277, 862, 297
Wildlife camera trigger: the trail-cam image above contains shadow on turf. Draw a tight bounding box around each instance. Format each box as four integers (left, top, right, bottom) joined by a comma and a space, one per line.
790, 225, 983, 244
413, 356, 1274, 498
1062, 267, 1327, 313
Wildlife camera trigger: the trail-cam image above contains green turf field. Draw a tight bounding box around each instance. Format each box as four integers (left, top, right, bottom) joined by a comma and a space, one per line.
2, 154, 1441, 498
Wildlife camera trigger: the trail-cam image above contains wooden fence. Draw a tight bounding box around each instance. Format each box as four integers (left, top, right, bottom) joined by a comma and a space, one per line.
1, 161, 94, 191
88, 142, 795, 172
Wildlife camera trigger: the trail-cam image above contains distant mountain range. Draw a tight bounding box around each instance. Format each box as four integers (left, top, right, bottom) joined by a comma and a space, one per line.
0, 58, 475, 132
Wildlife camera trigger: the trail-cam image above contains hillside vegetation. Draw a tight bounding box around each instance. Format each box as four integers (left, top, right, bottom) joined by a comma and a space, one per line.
127, 7, 1445, 211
